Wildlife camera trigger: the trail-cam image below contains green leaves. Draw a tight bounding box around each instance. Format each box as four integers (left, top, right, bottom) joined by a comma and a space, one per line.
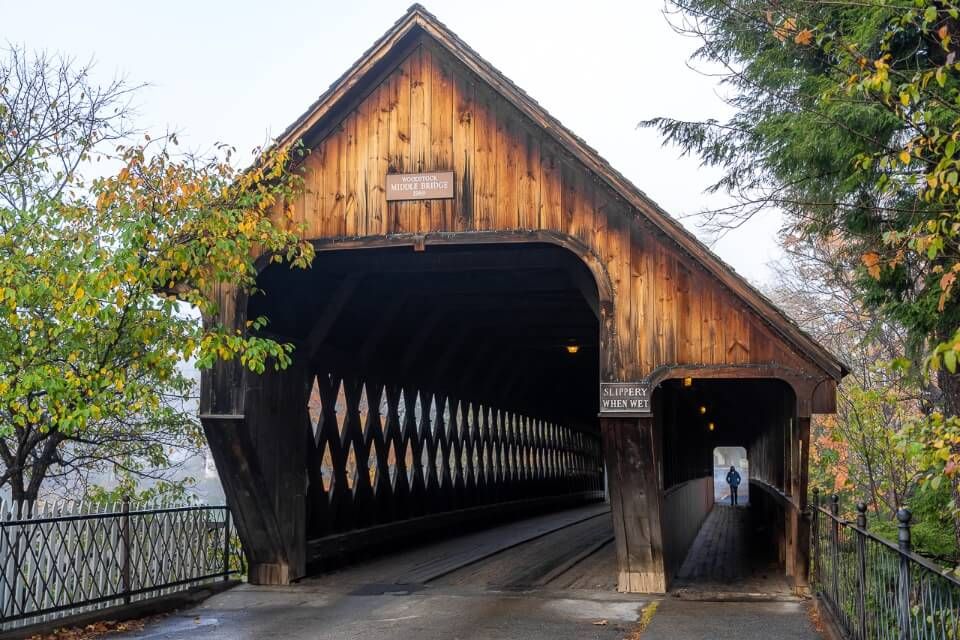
0, 48, 314, 498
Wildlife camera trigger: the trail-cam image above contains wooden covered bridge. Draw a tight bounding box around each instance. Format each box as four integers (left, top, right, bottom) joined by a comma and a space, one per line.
199, 5, 846, 595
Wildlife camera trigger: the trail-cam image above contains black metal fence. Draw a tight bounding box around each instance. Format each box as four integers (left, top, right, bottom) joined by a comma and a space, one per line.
811, 490, 960, 640
0, 499, 243, 631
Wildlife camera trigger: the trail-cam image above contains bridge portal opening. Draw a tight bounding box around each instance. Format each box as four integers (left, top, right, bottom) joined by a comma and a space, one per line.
658, 379, 799, 595
244, 241, 609, 581
714, 446, 749, 506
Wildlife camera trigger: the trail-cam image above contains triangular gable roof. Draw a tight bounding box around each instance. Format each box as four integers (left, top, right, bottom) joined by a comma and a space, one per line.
274, 4, 847, 381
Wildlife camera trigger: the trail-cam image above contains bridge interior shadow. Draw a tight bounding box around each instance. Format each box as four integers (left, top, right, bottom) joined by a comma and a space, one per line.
658, 379, 799, 596
249, 242, 607, 578
670, 504, 792, 596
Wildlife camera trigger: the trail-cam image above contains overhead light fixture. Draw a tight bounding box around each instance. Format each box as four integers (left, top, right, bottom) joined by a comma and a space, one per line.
565, 344, 580, 354
682, 377, 693, 387
699, 405, 707, 415
708, 422, 715, 431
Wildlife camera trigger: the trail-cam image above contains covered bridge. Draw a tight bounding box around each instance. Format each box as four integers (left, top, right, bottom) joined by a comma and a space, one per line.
199, 5, 846, 594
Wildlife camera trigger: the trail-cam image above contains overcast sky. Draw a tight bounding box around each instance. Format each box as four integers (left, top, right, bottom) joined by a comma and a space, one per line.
4, 0, 784, 284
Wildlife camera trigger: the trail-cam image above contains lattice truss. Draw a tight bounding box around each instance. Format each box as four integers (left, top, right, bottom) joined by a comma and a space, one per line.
306, 373, 604, 535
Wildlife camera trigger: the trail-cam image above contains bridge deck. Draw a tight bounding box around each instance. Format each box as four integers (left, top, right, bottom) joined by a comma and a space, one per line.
305, 503, 616, 591
107, 504, 820, 640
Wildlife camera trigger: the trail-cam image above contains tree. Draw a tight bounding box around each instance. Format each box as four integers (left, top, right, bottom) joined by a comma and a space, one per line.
768, 238, 958, 559
645, 0, 960, 545
0, 46, 314, 503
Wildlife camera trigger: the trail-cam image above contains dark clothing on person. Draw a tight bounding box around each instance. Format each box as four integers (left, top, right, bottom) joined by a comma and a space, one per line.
726, 467, 741, 506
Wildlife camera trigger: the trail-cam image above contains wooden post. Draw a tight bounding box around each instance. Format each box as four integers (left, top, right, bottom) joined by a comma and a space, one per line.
600, 416, 666, 593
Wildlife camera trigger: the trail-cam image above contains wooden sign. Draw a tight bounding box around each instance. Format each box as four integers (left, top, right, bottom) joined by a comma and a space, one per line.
599, 382, 652, 415
385, 171, 454, 201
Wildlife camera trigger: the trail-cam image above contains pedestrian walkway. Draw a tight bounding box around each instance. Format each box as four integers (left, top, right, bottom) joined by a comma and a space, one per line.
641, 599, 820, 639
672, 504, 795, 598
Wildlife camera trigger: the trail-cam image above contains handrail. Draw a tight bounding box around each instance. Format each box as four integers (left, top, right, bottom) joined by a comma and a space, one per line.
810, 490, 959, 640
0, 502, 244, 630
818, 508, 960, 582
663, 475, 712, 497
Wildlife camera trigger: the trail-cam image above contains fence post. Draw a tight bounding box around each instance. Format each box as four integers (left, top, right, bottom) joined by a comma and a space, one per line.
121, 496, 131, 604
855, 501, 868, 640
896, 507, 912, 640
830, 494, 840, 606
811, 488, 820, 588
222, 503, 231, 581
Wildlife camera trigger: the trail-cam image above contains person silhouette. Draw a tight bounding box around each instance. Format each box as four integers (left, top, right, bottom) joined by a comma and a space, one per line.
726, 465, 742, 505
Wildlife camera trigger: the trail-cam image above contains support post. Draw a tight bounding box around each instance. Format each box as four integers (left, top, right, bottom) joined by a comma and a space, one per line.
811, 488, 820, 586
855, 501, 868, 640
795, 415, 812, 587
897, 508, 913, 640
830, 495, 839, 605
600, 415, 666, 593
121, 496, 131, 605
223, 503, 232, 581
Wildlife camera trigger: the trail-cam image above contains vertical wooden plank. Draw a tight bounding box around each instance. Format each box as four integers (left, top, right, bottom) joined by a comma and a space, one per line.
601, 416, 667, 593
453, 70, 474, 231
518, 127, 540, 229
409, 45, 431, 230
496, 105, 519, 230
472, 83, 496, 230
388, 61, 411, 174
560, 160, 577, 239
303, 144, 324, 239
366, 82, 388, 236
354, 93, 370, 237
430, 47, 454, 231
629, 222, 649, 374
342, 113, 358, 237
700, 279, 714, 365
388, 60, 412, 233
323, 126, 344, 238
612, 209, 632, 380
540, 141, 562, 232
689, 270, 703, 363
676, 264, 692, 362
574, 170, 595, 247
713, 286, 725, 364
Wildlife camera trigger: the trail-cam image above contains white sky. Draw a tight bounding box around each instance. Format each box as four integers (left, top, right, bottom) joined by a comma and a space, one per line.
4, 0, 784, 284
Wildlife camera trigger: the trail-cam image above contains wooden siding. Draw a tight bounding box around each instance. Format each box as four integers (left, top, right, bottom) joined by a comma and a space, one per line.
278, 39, 830, 384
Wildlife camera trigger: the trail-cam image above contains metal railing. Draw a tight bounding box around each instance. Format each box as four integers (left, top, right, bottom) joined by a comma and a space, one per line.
0, 498, 244, 631
811, 490, 960, 640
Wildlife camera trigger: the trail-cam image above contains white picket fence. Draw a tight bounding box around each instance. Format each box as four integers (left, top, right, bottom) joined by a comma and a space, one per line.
0, 497, 239, 631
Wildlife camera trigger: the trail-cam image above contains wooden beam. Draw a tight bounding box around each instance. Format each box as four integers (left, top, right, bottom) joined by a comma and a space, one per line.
200, 414, 291, 584
601, 416, 667, 593
566, 262, 601, 321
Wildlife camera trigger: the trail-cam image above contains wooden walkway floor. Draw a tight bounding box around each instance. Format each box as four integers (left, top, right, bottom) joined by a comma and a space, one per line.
305, 503, 618, 591
671, 504, 795, 597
